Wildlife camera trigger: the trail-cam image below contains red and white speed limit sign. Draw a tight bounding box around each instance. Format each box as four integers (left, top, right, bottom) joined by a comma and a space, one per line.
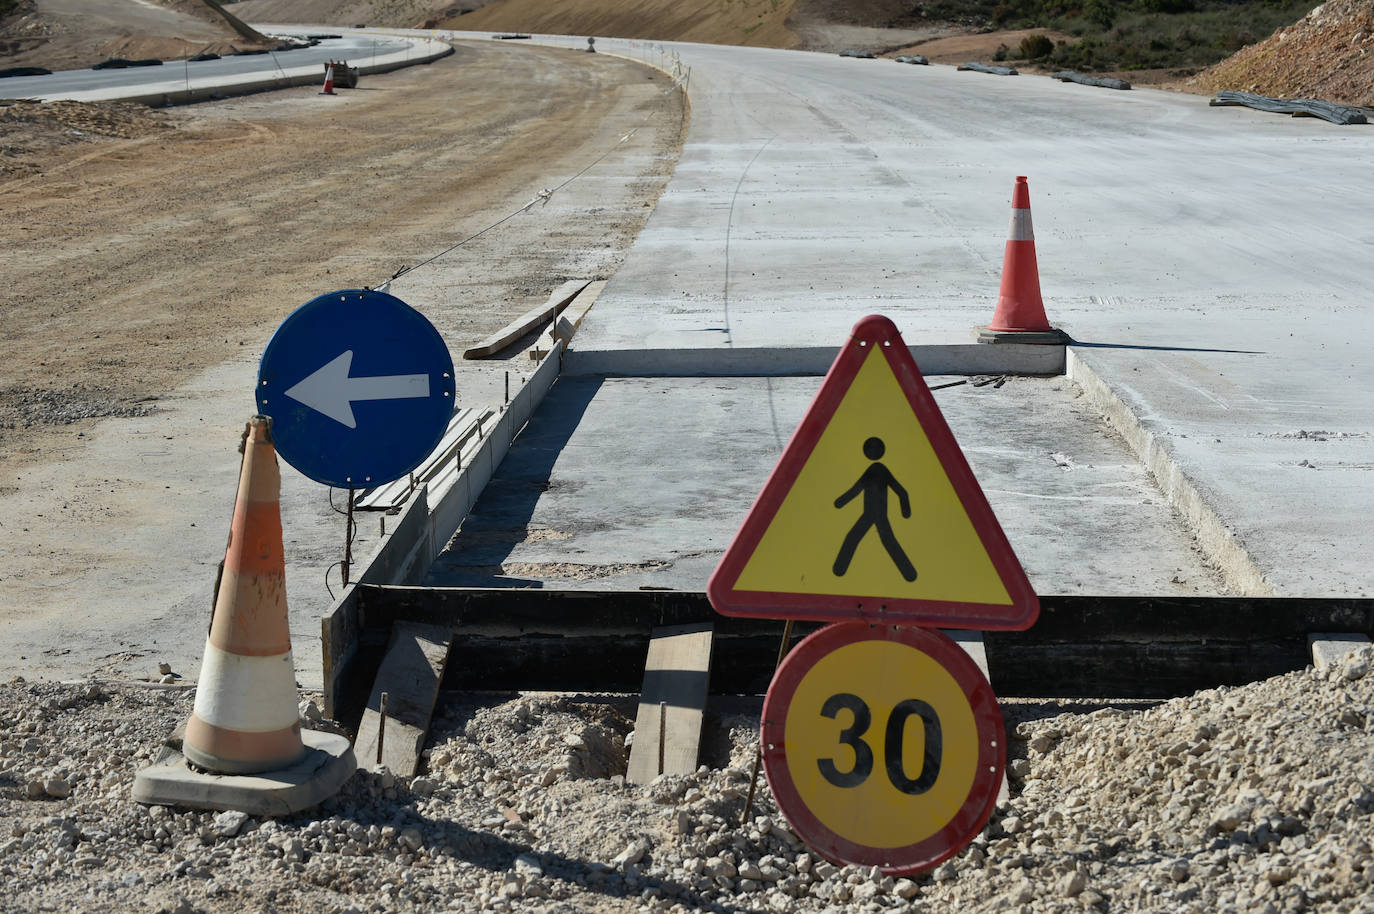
761, 622, 1004, 875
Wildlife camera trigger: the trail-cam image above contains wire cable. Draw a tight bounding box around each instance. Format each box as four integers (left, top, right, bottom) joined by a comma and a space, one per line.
373, 69, 690, 291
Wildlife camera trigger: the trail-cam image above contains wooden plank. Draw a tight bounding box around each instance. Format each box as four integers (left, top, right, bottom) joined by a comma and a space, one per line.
353, 622, 453, 776
1309, 633, 1371, 670
320, 586, 362, 721
526, 279, 609, 361
462, 280, 590, 359
549, 279, 607, 346
627, 623, 714, 784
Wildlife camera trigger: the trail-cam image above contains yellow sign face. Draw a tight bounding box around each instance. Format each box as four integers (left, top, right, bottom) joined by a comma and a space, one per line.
785, 638, 977, 848
736, 346, 1011, 605
762, 623, 1005, 874
708, 314, 1038, 630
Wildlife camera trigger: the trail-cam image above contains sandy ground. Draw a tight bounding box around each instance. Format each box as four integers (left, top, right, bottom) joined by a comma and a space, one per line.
0, 41, 686, 682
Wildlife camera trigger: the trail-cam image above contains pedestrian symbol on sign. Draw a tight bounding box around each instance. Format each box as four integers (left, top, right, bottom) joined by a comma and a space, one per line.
707, 314, 1039, 630
832, 436, 917, 582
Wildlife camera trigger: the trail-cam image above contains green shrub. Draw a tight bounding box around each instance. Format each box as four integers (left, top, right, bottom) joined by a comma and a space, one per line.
1084, 0, 1117, 28
1018, 33, 1056, 58
919, 0, 1313, 72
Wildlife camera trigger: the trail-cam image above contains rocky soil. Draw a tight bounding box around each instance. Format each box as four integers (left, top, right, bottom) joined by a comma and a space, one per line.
0, 99, 174, 177
4, 645, 1374, 913
1188, 0, 1374, 107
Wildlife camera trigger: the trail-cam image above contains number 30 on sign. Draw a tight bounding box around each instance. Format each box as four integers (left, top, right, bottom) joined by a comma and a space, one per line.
761, 623, 1005, 875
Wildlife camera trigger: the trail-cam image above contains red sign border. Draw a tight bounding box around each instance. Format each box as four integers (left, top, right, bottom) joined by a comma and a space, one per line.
761, 622, 1005, 875
706, 314, 1038, 631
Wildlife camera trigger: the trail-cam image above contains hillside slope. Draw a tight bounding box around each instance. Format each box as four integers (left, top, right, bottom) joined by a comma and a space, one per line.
226, 0, 475, 30
6, 0, 1374, 106
1189, 0, 1374, 106
440, 0, 802, 49
0, 0, 272, 70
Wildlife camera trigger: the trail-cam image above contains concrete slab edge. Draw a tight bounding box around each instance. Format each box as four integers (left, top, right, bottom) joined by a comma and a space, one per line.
319, 342, 565, 715
1065, 347, 1274, 597
562, 343, 1065, 378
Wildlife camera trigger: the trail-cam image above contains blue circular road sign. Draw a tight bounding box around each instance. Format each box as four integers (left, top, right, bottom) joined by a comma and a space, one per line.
256, 289, 455, 488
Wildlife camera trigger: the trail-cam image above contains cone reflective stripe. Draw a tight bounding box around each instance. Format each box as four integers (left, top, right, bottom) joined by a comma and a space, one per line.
320, 64, 335, 95
182, 417, 305, 775
985, 175, 1053, 333
184, 650, 302, 767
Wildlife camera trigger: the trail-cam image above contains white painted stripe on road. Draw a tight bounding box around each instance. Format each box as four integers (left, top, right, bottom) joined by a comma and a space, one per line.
192, 643, 300, 731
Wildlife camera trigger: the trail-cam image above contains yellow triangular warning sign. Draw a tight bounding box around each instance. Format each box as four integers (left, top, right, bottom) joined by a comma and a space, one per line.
707, 315, 1038, 630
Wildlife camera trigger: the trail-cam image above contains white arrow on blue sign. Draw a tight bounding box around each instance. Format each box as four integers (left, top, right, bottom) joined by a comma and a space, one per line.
257, 289, 456, 488
284, 350, 431, 429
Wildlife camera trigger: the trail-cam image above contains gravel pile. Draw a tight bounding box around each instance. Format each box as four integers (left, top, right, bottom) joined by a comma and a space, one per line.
0, 383, 154, 431
0, 101, 175, 177
0, 101, 173, 140
1189, 0, 1374, 107
3, 647, 1374, 913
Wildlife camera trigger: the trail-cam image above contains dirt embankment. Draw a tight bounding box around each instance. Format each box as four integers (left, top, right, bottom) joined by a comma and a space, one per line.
440, 0, 803, 49
0, 0, 277, 71
1188, 0, 1374, 107
226, 0, 493, 31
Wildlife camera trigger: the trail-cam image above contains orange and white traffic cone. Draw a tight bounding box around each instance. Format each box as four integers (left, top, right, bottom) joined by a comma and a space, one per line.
978, 176, 1068, 344
181, 416, 306, 775
133, 415, 354, 813
320, 64, 336, 95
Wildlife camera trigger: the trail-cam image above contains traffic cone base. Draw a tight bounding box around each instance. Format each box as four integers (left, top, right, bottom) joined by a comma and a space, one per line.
978, 326, 1070, 344
133, 729, 356, 816
979, 175, 1067, 345
182, 647, 304, 774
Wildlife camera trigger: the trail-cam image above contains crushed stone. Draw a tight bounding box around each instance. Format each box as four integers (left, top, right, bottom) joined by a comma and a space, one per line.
3, 646, 1374, 911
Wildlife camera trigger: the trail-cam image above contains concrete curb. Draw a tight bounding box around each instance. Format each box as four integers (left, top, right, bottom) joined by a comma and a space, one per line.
463, 280, 591, 358
320, 340, 566, 718
1066, 347, 1274, 597
563, 343, 1066, 378
19, 40, 452, 106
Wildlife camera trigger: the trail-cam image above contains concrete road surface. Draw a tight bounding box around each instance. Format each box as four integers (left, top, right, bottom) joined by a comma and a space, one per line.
442, 34, 1374, 601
